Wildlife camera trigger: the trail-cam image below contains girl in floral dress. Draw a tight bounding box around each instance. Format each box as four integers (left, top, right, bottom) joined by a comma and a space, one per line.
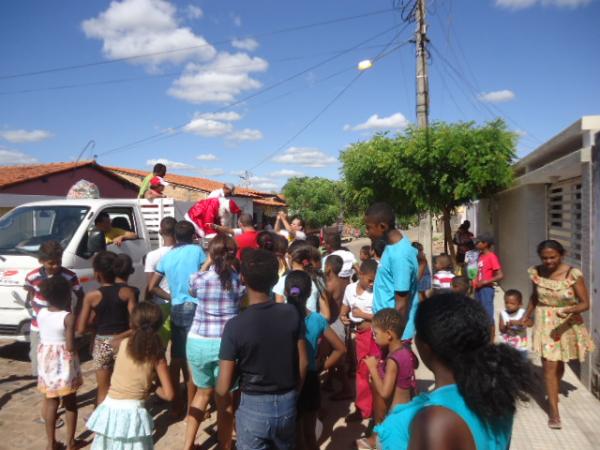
37, 276, 82, 450
523, 240, 595, 429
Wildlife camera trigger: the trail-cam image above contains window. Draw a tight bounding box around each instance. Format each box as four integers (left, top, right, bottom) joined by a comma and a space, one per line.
547, 179, 582, 267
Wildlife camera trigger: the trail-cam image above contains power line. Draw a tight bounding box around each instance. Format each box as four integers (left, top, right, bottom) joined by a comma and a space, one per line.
95, 24, 407, 158
0, 8, 396, 81
430, 44, 544, 144
248, 35, 410, 172
0, 43, 393, 96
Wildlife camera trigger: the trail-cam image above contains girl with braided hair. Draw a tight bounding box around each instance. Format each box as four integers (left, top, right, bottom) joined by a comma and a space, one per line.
376, 293, 535, 450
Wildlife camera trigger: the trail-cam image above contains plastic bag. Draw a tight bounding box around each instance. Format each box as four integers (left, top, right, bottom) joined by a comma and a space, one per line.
66, 179, 100, 199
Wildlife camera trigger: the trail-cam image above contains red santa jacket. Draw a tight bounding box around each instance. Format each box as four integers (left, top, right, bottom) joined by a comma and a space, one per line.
187, 197, 241, 236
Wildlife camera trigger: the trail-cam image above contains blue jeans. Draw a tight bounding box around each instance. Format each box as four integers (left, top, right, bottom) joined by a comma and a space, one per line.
170, 302, 197, 359
476, 286, 495, 324
236, 390, 297, 450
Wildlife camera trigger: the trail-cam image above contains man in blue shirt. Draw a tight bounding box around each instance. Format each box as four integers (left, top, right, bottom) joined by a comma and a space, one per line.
365, 203, 419, 341
149, 220, 206, 418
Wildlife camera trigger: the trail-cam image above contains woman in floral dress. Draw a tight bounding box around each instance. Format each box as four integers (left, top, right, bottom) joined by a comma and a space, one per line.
523, 240, 595, 429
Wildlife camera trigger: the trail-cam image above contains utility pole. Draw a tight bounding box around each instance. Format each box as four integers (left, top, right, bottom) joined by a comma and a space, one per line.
414, 0, 433, 264
415, 0, 429, 128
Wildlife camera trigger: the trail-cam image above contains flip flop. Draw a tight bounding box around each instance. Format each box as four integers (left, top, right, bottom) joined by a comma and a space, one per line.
33, 417, 65, 428
355, 437, 376, 449
548, 418, 562, 430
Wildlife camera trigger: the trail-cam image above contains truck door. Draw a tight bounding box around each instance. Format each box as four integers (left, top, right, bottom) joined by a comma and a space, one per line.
100, 206, 149, 292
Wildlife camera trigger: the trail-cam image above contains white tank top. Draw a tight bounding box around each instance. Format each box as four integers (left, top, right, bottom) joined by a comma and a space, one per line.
37, 309, 69, 344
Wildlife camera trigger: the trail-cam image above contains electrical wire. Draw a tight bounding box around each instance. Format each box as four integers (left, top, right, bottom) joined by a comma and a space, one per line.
430, 44, 544, 145
248, 34, 410, 172
0, 8, 396, 81
95, 23, 408, 158
0, 43, 396, 96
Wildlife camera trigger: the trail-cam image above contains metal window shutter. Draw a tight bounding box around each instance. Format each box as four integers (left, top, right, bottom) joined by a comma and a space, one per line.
547, 178, 582, 268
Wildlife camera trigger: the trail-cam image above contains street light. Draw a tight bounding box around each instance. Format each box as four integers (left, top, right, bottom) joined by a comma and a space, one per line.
357, 59, 373, 71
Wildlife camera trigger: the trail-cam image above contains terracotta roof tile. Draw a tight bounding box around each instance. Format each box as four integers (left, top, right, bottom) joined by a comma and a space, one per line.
0, 161, 96, 189
107, 166, 276, 199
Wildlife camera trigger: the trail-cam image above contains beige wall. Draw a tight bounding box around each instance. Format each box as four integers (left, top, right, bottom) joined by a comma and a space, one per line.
476, 184, 547, 298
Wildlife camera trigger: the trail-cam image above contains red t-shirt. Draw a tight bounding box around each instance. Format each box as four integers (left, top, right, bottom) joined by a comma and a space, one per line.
477, 251, 502, 283
235, 230, 259, 259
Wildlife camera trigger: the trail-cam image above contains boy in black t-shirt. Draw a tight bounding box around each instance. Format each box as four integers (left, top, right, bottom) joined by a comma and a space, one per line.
216, 249, 308, 450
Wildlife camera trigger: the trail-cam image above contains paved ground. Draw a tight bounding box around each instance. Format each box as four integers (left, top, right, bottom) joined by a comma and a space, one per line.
1, 237, 599, 449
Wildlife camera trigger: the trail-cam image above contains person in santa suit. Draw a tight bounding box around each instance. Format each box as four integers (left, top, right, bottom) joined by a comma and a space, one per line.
184, 197, 242, 238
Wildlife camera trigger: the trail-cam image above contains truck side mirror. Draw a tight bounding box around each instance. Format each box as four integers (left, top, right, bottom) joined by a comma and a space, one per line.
87, 228, 106, 254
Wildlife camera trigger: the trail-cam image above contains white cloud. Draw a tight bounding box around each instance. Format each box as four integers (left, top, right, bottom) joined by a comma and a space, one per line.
270, 169, 304, 178
227, 128, 263, 142
0, 147, 38, 165
81, 0, 216, 69
0, 129, 53, 143
193, 167, 225, 177
146, 158, 192, 169
232, 14, 242, 27
186, 4, 203, 19
478, 89, 516, 103
273, 147, 337, 168
248, 176, 278, 191
231, 37, 259, 51
345, 113, 409, 132
199, 111, 241, 121
495, 0, 591, 9
183, 117, 233, 136
168, 52, 268, 103
196, 153, 217, 161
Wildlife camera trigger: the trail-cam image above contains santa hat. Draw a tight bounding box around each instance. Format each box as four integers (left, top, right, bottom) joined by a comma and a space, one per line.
150, 176, 169, 188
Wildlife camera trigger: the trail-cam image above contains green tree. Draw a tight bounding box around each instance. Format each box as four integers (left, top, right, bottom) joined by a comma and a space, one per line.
282, 176, 343, 229
340, 119, 516, 258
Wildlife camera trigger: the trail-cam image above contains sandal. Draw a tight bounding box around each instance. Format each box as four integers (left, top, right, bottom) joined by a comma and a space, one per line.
34, 417, 65, 428
356, 437, 376, 449
548, 417, 562, 429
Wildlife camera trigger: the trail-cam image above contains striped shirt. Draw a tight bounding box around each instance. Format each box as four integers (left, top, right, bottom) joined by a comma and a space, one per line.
432, 270, 455, 290
24, 267, 82, 331
188, 268, 244, 338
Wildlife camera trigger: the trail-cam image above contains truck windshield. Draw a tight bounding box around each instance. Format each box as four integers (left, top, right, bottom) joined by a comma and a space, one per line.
0, 206, 90, 255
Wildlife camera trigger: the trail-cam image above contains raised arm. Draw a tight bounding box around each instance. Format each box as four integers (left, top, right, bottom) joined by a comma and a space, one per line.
112, 231, 138, 247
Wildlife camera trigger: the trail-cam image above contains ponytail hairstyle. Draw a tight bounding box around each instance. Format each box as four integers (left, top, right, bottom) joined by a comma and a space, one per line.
290, 244, 325, 311
415, 293, 535, 423
113, 253, 135, 280
92, 251, 117, 283
208, 234, 238, 291
127, 302, 164, 364
284, 270, 312, 319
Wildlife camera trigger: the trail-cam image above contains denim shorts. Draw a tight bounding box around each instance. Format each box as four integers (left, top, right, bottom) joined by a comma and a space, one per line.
186, 335, 221, 388
236, 390, 297, 450
170, 302, 197, 359
475, 286, 495, 324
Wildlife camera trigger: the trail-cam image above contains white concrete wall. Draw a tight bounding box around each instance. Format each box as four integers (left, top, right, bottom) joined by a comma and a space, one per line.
474, 185, 546, 298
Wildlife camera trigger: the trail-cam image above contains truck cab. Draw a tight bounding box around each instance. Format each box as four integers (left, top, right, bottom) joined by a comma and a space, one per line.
0, 198, 181, 339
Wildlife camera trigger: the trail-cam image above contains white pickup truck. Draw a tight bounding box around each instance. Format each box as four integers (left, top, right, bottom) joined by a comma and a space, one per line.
0, 198, 193, 339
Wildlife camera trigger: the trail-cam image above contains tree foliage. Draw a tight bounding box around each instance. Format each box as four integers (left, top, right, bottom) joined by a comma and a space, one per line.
340, 119, 516, 255
282, 176, 342, 229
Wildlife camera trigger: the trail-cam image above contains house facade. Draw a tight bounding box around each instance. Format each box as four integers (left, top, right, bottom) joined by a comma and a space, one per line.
470, 116, 600, 396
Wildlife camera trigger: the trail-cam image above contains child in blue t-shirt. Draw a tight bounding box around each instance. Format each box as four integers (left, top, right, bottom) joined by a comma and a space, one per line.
285, 270, 346, 450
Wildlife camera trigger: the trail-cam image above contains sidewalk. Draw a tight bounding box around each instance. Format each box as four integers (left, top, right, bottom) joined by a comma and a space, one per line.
1, 288, 599, 449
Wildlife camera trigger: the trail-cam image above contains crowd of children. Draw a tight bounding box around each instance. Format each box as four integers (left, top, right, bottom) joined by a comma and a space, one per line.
28, 201, 539, 450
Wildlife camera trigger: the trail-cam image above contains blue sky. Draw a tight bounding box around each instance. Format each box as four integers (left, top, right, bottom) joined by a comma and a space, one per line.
1, 0, 599, 191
